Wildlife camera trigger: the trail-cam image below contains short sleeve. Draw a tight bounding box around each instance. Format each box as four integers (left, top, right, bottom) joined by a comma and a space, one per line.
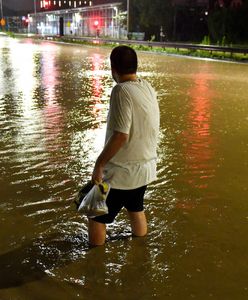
108, 86, 132, 134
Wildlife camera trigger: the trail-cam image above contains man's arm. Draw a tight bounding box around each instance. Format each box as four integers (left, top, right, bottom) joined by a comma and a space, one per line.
92, 130, 128, 183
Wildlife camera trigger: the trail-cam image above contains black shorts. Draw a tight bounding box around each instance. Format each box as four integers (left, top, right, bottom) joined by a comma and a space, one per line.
92, 185, 147, 224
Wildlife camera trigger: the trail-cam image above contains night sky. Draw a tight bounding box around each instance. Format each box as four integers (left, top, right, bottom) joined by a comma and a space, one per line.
3, 0, 34, 12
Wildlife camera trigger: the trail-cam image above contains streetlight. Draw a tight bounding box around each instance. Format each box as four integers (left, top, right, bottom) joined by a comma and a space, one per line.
94, 20, 99, 37
0, 0, 3, 20
33, 0, 37, 33
0, 0, 5, 30
34, 0, 37, 15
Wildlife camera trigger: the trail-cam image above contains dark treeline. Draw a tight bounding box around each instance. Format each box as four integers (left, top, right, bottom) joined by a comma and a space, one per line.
121, 0, 248, 44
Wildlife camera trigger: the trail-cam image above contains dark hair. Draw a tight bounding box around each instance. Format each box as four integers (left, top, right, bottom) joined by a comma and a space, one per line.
110, 45, 138, 75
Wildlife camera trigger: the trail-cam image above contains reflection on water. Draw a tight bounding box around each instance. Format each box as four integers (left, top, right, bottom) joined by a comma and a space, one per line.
0, 36, 248, 299
182, 65, 216, 190
41, 45, 64, 152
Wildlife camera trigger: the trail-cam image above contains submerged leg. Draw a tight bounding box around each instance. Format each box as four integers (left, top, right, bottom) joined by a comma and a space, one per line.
88, 219, 106, 246
127, 211, 147, 237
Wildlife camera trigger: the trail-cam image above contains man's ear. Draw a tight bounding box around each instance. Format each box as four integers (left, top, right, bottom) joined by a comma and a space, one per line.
111, 68, 119, 83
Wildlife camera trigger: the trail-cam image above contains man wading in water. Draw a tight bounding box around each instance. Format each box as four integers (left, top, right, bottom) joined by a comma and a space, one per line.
89, 45, 160, 246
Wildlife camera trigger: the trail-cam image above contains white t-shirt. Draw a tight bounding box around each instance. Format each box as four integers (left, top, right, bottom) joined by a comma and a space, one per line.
103, 78, 160, 190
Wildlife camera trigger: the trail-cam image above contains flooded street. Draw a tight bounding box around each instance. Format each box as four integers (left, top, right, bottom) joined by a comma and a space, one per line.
0, 36, 248, 299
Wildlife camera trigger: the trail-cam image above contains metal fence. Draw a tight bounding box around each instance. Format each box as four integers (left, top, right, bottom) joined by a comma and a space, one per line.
2, 16, 29, 33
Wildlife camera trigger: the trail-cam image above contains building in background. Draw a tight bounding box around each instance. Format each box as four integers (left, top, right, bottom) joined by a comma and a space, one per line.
28, 1, 125, 38
38, 0, 93, 11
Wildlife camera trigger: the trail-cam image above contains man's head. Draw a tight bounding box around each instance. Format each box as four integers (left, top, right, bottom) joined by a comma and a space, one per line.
110, 45, 138, 76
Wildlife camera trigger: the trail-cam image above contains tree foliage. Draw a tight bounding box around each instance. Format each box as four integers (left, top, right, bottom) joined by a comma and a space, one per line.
208, 0, 248, 43
128, 0, 247, 43
130, 0, 174, 40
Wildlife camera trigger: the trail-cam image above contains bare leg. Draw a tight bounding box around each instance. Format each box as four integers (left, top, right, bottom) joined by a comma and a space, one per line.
88, 219, 106, 246
127, 211, 147, 237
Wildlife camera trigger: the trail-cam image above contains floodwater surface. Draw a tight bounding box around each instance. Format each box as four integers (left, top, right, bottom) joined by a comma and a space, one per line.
0, 36, 248, 299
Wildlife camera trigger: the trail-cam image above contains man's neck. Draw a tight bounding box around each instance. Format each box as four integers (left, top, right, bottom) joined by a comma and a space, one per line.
118, 73, 137, 83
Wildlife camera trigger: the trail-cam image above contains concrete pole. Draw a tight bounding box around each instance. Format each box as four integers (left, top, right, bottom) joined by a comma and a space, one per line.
127, 0, 129, 34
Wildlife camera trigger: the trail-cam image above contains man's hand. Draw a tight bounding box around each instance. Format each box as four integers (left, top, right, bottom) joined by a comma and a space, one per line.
92, 163, 104, 184
91, 131, 128, 184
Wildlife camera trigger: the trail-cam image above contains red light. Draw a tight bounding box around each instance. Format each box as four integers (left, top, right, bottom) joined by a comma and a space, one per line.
94, 20, 99, 27
22, 16, 29, 23
44, 1, 50, 8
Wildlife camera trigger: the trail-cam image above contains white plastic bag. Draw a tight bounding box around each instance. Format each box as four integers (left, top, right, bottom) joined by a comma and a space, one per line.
78, 182, 110, 218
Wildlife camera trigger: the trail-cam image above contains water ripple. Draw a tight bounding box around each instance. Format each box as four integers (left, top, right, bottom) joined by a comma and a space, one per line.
1, 36, 248, 299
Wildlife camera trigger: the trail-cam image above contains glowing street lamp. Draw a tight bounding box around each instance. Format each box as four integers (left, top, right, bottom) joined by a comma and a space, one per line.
75, 12, 82, 23
0, 0, 5, 30
93, 20, 100, 37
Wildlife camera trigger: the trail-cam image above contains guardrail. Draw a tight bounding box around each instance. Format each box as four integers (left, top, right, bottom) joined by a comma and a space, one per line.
56, 35, 248, 56
13, 33, 247, 56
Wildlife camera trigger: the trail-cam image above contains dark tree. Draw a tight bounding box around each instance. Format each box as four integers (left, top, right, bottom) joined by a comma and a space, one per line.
208, 0, 248, 43
130, 0, 174, 40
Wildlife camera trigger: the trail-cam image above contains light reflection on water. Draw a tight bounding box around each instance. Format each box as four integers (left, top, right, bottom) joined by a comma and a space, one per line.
0, 36, 248, 299
179, 65, 216, 195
